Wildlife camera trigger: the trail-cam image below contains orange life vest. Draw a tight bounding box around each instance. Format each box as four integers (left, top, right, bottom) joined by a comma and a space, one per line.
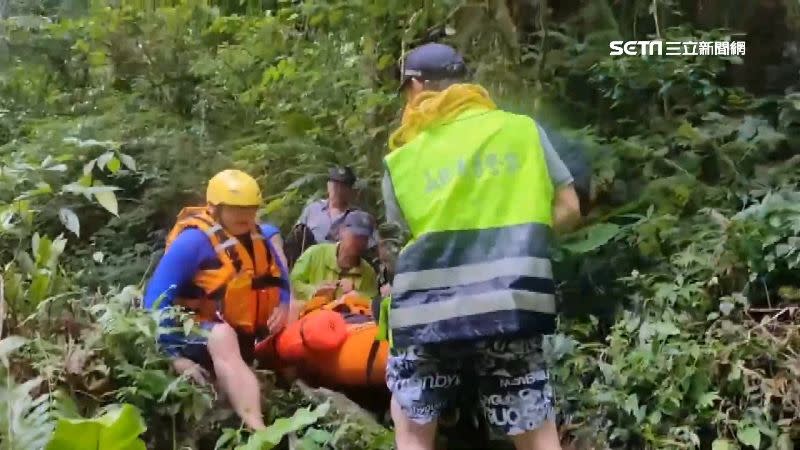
165, 206, 285, 336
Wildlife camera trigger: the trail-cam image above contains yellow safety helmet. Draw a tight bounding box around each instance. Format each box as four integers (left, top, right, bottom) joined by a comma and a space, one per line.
206, 169, 263, 207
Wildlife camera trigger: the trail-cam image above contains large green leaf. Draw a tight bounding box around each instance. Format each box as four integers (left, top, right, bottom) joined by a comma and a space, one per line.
560, 223, 621, 254
93, 191, 119, 217
736, 426, 760, 449
711, 439, 736, 450
119, 154, 137, 171
45, 404, 147, 450
96, 152, 115, 170
106, 157, 121, 173
58, 208, 80, 237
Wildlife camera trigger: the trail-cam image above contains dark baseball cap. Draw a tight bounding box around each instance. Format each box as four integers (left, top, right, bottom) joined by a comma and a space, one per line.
328, 166, 356, 186
398, 42, 468, 90
342, 210, 374, 237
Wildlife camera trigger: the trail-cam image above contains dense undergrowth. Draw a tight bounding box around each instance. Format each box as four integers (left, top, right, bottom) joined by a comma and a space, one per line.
1, 0, 799, 448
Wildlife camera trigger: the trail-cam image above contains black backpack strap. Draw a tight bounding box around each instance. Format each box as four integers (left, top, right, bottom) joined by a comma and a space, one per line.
285, 223, 316, 269
365, 339, 382, 383
325, 209, 352, 242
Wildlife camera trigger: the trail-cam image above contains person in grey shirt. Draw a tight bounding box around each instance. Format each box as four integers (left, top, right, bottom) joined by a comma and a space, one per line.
296, 165, 379, 248
382, 123, 575, 234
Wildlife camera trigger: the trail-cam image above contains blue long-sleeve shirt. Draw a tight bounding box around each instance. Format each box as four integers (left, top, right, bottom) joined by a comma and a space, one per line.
143, 223, 290, 311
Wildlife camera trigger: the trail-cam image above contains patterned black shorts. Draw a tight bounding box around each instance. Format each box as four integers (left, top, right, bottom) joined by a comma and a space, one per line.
386, 335, 556, 436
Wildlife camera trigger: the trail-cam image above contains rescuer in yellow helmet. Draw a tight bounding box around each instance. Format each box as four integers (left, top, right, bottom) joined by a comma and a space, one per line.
144, 169, 290, 431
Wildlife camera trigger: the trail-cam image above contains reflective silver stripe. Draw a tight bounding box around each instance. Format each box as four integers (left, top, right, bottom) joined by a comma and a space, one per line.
392, 256, 551, 293
214, 238, 237, 252
204, 224, 223, 236
388, 290, 556, 329
395, 222, 552, 273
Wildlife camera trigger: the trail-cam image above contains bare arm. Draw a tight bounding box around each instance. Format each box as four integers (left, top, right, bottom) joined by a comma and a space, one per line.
553, 184, 581, 234
537, 125, 582, 234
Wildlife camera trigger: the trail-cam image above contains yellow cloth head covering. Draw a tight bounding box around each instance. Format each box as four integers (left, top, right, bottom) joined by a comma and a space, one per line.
388, 83, 497, 151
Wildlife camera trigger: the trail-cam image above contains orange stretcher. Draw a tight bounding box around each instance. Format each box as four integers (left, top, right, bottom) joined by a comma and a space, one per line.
254, 290, 389, 387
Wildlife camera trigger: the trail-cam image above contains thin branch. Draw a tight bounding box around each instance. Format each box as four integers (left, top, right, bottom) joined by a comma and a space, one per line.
536, 0, 549, 81
652, 0, 662, 39
746, 306, 797, 341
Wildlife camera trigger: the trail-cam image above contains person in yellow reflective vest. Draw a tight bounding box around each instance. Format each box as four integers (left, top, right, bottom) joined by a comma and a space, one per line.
144, 169, 291, 431
289, 211, 379, 316
381, 43, 581, 450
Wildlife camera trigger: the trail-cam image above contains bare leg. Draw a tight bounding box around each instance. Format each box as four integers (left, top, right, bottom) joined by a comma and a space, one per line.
391, 395, 438, 450
510, 419, 562, 450
206, 322, 266, 430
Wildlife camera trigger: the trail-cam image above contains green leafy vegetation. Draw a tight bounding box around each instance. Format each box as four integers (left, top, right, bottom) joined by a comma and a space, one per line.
46, 404, 147, 450
1, 0, 799, 449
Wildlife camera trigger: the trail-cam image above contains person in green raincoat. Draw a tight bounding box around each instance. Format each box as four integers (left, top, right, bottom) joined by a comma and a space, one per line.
289, 210, 379, 320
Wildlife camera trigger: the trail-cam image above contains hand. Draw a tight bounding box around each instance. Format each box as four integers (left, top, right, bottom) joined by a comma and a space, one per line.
339, 278, 355, 293
286, 299, 301, 325
172, 357, 210, 385
380, 284, 391, 297
267, 303, 289, 336
318, 281, 338, 291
